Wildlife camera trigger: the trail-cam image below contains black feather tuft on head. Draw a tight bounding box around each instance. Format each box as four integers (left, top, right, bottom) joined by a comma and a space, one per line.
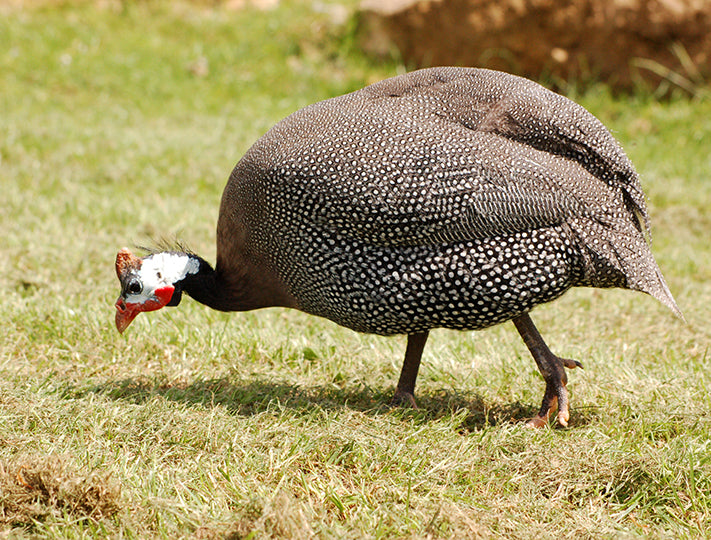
134, 236, 197, 257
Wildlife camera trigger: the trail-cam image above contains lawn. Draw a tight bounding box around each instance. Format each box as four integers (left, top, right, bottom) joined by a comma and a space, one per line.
1, 1, 710, 538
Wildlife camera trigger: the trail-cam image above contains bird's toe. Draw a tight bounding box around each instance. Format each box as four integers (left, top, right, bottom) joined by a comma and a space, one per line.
526, 414, 551, 428
559, 357, 583, 370
556, 409, 570, 427
527, 394, 557, 428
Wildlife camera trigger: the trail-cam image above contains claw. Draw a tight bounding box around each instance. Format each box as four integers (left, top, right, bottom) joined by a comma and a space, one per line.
560, 357, 584, 370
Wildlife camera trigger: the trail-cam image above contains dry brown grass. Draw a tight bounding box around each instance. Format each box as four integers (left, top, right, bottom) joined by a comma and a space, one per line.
0, 455, 120, 530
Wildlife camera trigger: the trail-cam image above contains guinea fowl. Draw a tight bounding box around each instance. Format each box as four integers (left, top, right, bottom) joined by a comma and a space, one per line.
114, 67, 681, 427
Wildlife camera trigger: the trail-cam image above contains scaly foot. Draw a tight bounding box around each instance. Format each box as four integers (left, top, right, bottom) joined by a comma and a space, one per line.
527, 354, 582, 428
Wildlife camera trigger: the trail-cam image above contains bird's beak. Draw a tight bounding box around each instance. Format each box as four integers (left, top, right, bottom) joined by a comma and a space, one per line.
114, 286, 176, 334
115, 296, 141, 334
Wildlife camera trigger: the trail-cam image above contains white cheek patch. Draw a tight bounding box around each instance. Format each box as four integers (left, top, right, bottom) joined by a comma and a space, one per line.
125, 253, 200, 304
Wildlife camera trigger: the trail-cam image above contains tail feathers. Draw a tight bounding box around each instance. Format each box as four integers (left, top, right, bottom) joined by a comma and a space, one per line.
570, 218, 683, 320
608, 239, 684, 320
631, 264, 684, 321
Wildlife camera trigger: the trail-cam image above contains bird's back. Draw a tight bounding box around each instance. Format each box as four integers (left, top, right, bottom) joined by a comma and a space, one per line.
217, 67, 679, 331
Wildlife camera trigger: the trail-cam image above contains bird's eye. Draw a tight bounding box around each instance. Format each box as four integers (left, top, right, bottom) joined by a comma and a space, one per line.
127, 279, 142, 295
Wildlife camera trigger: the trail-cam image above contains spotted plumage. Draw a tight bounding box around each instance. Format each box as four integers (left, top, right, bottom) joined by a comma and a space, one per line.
221, 67, 678, 331
115, 67, 680, 427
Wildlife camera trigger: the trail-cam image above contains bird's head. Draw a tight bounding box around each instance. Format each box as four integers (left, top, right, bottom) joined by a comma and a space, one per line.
114, 247, 199, 333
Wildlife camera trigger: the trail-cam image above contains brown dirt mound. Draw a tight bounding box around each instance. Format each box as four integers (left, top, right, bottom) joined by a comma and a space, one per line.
359, 0, 711, 94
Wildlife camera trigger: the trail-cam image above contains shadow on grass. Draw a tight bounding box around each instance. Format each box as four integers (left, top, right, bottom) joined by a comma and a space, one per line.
64, 376, 599, 431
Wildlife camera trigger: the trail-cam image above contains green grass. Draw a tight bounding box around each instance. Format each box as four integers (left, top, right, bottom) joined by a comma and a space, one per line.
1, 1, 710, 538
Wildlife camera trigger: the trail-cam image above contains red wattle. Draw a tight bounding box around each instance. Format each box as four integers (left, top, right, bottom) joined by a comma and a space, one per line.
153, 286, 175, 307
